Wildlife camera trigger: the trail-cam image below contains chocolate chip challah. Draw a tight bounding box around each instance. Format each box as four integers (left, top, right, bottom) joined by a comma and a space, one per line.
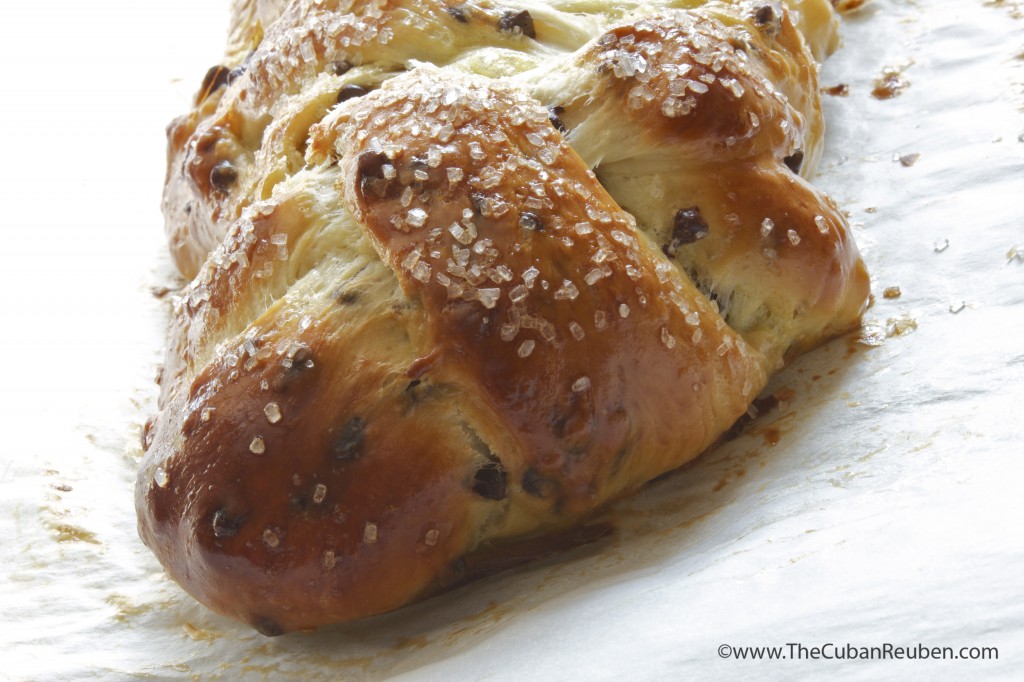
139, 0, 869, 635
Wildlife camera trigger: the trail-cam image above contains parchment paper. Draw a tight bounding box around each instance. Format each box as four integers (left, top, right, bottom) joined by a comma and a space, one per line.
1, 0, 1022, 679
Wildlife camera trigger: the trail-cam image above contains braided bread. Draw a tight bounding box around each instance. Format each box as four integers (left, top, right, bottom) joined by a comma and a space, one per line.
139, 0, 869, 635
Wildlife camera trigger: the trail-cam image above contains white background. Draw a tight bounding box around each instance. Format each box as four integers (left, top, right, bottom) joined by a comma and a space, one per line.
0, 1, 1022, 679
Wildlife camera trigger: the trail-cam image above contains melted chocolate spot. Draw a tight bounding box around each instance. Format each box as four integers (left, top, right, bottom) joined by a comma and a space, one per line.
337, 84, 369, 104
754, 5, 776, 25
332, 416, 365, 461
548, 105, 566, 133
357, 151, 387, 178
212, 509, 244, 538
472, 460, 507, 500
783, 150, 804, 174
498, 10, 536, 39
662, 207, 709, 257
357, 150, 391, 198
200, 65, 231, 99
445, 5, 469, 23
209, 161, 238, 191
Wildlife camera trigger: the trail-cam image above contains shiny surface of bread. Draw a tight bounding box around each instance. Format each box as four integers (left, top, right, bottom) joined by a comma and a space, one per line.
140, 0, 869, 635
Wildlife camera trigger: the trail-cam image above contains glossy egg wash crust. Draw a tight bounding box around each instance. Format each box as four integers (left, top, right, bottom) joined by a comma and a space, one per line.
140, 0, 869, 635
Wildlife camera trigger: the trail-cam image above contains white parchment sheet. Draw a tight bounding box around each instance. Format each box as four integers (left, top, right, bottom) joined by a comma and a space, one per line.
1, 1, 1021, 679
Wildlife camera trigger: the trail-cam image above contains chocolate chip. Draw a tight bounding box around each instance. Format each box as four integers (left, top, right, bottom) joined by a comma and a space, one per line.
445, 5, 469, 23
519, 211, 543, 231
548, 105, 566, 133
332, 416, 365, 461
357, 151, 387, 179
674, 208, 710, 241
328, 60, 353, 76
209, 161, 238, 191
227, 65, 246, 84
783, 150, 804, 173
754, 5, 776, 25
337, 84, 369, 103
356, 150, 390, 197
472, 460, 507, 500
662, 207, 709, 258
200, 65, 231, 99
251, 616, 284, 637
212, 509, 243, 538
498, 10, 536, 39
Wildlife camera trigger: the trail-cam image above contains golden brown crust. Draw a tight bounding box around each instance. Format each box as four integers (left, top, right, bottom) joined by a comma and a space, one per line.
140, 0, 868, 634
520, 8, 867, 366
330, 68, 766, 509
162, 0, 842, 279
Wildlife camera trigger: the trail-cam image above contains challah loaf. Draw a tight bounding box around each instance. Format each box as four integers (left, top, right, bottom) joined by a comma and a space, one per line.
139, 0, 869, 635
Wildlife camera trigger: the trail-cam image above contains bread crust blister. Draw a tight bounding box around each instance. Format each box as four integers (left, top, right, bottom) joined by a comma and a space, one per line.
140, 0, 869, 634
